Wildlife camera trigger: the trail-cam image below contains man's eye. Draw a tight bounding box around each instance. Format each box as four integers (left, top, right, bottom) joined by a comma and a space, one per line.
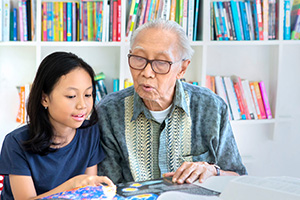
66, 95, 76, 99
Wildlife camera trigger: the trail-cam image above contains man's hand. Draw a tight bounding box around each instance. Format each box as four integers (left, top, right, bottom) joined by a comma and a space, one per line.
163, 162, 218, 184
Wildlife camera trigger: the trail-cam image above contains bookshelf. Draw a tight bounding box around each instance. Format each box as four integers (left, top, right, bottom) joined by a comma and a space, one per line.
0, 0, 300, 177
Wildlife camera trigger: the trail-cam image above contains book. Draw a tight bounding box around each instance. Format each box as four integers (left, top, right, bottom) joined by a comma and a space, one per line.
262, 0, 269, 40
231, 75, 250, 120
239, 1, 250, 40
241, 79, 257, 119
213, 2, 223, 41
117, 177, 220, 199
251, 0, 260, 40
251, 81, 267, 119
223, 76, 241, 120
284, 0, 291, 40
187, 0, 194, 41
2, 0, 10, 41
258, 81, 272, 119
291, 0, 300, 40
215, 76, 233, 120
230, 0, 242, 40
193, 0, 199, 41
218, 2, 229, 40
249, 82, 262, 119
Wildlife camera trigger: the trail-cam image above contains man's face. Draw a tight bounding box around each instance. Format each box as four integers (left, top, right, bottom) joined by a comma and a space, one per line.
129, 28, 188, 110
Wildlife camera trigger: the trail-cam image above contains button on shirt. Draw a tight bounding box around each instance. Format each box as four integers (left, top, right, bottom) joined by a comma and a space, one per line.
97, 80, 247, 184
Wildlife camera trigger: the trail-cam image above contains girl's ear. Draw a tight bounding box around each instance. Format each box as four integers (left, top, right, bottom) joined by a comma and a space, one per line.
41, 92, 49, 108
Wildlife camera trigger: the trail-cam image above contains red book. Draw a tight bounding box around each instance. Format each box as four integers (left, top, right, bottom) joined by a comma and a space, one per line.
234, 83, 246, 120
112, 0, 118, 41
256, 0, 264, 40
63, 2, 67, 41
117, 0, 121, 41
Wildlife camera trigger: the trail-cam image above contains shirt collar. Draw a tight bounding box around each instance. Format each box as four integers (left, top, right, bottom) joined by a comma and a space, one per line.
132, 79, 190, 121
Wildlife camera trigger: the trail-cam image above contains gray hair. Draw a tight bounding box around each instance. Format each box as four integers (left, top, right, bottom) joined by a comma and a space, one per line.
130, 19, 194, 60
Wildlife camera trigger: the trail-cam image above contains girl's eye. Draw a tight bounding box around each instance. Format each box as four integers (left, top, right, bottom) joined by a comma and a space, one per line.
85, 94, 92, 98
66, 95, 76, 99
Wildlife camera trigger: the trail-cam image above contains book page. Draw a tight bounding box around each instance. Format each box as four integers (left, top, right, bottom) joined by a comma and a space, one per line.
158, 191, 221, 200
193, 176, 238, 193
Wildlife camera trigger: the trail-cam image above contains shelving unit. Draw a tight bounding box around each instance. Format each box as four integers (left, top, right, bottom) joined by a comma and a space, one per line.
1, 0, 300, 176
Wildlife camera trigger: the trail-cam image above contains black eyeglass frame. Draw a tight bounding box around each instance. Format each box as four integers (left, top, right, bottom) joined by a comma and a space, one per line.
127, 54, 184, 75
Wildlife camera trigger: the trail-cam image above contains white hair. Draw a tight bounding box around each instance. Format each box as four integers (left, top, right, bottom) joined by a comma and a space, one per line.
130, 19, 194, 60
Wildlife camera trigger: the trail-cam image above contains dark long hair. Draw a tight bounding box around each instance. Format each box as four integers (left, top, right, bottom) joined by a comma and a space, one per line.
24, 52, 98, 155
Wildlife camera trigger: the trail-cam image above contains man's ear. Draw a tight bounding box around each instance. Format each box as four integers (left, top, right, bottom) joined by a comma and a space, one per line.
176, 59, 190, 79
41, 92, 49, 108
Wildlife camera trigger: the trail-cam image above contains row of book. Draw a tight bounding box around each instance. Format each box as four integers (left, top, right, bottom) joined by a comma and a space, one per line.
126, 0, 201, 42
42, 0, 121, 42
211, 0, 277, 41
283, 0, 300, 40
0, 0, 36, 42
206, 75, 272, 120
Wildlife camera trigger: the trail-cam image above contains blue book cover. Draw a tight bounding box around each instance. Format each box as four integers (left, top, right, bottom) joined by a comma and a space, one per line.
47, 2, 54, 41
13, 8, 17, 41
67, 2, 72, 41
96, 3, 103, 41
213, 1, 223, 40
218, 2, 229, 40
113, 79, 119, 92
239, 1, 250, 40
251, 1, 260, 40
230, 0, 242, 40
193, 0, 200, 41
284, 0, 291, 40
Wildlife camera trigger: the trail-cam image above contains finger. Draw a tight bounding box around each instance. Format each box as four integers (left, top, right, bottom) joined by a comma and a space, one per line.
198, 168, 211, 183
172, 162, 190, 183
176, 163, 199, 184
186, 170, 202, 184
98, 176, 115, 187
163, 172, 175, 177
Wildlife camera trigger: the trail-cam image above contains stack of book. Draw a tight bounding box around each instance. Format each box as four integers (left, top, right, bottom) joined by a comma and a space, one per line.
125, 0, 201, 41
41, 0, 121, 42
206, 75, 272, 121
0, 0, 36, 42
211, 0, 276, 41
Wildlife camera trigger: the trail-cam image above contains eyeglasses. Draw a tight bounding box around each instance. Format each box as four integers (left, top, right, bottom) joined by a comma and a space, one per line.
127, 54, 184, 74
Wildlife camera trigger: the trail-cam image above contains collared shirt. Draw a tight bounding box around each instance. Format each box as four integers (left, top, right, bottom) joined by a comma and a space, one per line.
97, 80, 247, 184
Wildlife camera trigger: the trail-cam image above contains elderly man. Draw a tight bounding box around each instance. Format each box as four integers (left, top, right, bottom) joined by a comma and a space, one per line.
97, 19, 247, 184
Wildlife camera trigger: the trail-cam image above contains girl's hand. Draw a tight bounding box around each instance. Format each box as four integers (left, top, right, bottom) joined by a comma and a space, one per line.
69, 174, 115, 189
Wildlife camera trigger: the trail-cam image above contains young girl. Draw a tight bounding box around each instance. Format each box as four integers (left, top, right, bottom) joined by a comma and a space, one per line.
0, 52, 114, 200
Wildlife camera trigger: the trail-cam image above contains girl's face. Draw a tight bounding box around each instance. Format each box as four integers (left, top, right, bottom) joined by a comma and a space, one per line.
42, 67, 94, 133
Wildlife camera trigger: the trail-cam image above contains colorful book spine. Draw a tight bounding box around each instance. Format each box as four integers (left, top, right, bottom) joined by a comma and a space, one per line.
223, 2, 234, 40
259, 81, 272, 119
224, 77, 241, 120
19, 1, 24, 41
218, 2, 229, 40
233, 83, 246, 119
215, 76, 233, 120
117, 0, 121, 41
13, 8, 18, 41
26, 0, 32, 41
284, 0, 291, 40
127, 0, 140, 40
187, 0, 194, 40
3, 0, 10, 41
262, 0, 269, 40
291, 0, 300, 40
242, 79, 257, 119
252, 81, 267, 119
249, 82, 261, 119
251, 0, 260, 40
213, 1, 223, 41
193, 0, 199, 41
230, 0, 242, 40
112, 0, 118, 41
239, 1, 250, 40
67, 2, 72, 41
22, 1, 28, 41
72, 2, 77, 41
97, 1, 103, 41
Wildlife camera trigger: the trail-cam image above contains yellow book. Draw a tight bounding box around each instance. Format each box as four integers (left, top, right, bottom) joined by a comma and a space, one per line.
59, 2, 64, 41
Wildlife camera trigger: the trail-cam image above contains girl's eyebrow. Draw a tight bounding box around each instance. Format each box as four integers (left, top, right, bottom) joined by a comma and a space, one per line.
66, 86, 93, 91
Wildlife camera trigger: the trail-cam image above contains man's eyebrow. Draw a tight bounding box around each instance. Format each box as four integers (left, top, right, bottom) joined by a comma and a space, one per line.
132, 46, 171, 56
